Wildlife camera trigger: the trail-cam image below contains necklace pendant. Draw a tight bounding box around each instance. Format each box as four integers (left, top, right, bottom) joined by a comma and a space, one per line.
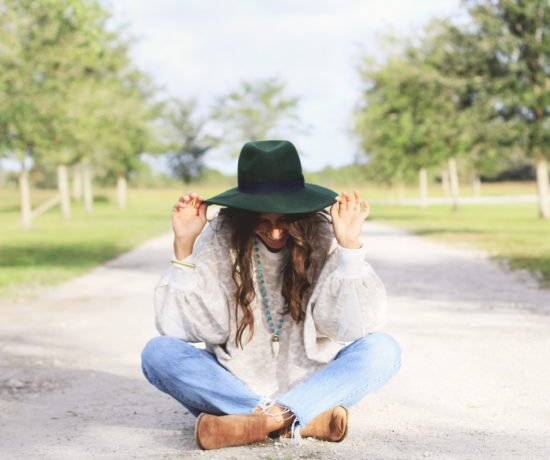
254, 238, 284, 359
271, 334, 280, 358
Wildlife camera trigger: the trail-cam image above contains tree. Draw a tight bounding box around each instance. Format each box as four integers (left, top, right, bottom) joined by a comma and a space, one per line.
85, 72, 161, 209
0, 0, 129, 224
354, 57, 417, 192
163, 99, 217, 184
463, 0, 550, 218
354, 49, 463, 207
212, 77, 304, 154
414, 20, 492, 211
0, 0, 160, 221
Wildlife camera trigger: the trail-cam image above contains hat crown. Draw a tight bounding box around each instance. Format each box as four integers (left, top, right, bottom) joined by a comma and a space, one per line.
204, 139, 337, 214
238, 140, 303, 183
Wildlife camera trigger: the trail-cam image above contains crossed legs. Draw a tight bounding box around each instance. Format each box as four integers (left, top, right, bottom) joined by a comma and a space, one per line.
141, 333, 401, 448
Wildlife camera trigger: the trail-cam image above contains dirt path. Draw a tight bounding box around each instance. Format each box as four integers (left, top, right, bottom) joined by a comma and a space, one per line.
1, 222, 549, 459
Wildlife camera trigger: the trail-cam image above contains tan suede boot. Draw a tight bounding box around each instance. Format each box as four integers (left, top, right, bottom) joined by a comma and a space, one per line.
195, 413, 272, 450
274, 406, 349, 442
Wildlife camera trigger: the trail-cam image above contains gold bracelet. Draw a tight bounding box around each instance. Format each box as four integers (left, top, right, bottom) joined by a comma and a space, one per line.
170, 258, 196, 269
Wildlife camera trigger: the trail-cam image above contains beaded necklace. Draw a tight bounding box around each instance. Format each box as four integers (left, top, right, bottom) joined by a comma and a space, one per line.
253, 237, 285, 357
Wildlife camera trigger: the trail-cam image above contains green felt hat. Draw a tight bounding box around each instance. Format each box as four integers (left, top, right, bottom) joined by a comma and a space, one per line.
205, 140, 337, 214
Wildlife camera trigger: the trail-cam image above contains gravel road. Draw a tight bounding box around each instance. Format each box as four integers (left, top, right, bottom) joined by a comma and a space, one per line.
1, 221, 549, 459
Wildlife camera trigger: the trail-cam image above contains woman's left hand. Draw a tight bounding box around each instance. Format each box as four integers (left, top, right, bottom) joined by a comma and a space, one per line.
329, 190, 370, 249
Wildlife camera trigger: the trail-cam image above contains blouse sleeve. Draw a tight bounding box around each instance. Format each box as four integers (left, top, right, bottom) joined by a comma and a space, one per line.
154, 222, 231, 344
307, 240, 387, 343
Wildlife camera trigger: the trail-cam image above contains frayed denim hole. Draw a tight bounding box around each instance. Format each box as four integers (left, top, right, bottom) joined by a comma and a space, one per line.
274, 400, 307, 427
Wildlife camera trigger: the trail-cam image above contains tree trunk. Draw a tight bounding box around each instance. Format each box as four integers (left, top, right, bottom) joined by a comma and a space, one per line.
19, 168, 32, 230
72, 163, 83, 201
448, 156, 460, 212
117, 174, 127, 209
441, 170, 450, 197
57, 165, 71, 220
419, 167, 428, 208
386, 187, 394, 203
396, 183, 405, 205
536, 158, 549, 219
472, 176, 481, 197
83, 161, 93, 214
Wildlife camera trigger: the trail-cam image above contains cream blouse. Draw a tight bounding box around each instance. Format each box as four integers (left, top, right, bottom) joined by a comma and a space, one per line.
154, 214, 387, 398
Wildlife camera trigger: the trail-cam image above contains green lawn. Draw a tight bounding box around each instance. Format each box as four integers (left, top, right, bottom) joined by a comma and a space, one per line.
0, 186, 223, 298
370, 203, 550, 286
1, 183, 548, 299
316, 180, 538, 200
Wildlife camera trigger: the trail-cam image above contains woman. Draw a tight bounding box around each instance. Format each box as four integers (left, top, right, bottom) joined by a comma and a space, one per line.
141, 140, 401, 450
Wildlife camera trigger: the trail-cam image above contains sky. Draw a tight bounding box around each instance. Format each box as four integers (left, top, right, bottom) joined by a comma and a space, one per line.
1, 0, 463, 175
106, 0, 463, 174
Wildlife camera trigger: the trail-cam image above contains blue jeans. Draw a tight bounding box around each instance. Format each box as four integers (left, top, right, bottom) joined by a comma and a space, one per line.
141, 332, 401, 426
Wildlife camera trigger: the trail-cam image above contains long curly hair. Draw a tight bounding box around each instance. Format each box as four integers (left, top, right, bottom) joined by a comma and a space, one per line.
217, 207, 331, 349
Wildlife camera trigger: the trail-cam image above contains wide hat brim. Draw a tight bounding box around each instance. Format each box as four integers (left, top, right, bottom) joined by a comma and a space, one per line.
204, 183, 337, 214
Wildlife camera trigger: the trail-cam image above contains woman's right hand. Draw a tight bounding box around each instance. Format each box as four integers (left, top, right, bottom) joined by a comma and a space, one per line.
172, 192, 208, 259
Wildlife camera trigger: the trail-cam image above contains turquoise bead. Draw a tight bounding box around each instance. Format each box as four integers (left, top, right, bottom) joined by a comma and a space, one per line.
255, 241, 286, 337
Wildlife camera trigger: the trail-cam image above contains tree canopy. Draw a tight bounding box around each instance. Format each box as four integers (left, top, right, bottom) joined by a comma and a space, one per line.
211, 77, 304, 155
353, 0, 549, 216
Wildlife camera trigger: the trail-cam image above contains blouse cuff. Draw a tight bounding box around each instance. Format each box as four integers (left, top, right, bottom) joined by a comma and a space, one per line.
169, 255, 198, 289
171, 254, 195, 270
334, 244, 368, 279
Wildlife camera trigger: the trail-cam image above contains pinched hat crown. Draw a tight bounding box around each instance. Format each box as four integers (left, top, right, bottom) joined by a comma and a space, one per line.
205, 140, 336, 214
237, 140, 305, 194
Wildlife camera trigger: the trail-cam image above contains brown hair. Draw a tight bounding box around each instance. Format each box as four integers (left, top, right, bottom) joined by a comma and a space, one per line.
217, 207, 330, 348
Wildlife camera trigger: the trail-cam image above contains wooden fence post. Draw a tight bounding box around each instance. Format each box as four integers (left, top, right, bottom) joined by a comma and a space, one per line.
19, 169, 32, 229
536, 158, 549, 219
117, 174, 127, 209
448, 157, 460, 211
57, 165, 71, 220
419, 167, 428, 208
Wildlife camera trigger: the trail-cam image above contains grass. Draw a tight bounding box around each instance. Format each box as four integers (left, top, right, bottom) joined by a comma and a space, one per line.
312, 180, 538, 200
1, 182, 548, 298
0, 185, 223, 298
370, 203, 550, 286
